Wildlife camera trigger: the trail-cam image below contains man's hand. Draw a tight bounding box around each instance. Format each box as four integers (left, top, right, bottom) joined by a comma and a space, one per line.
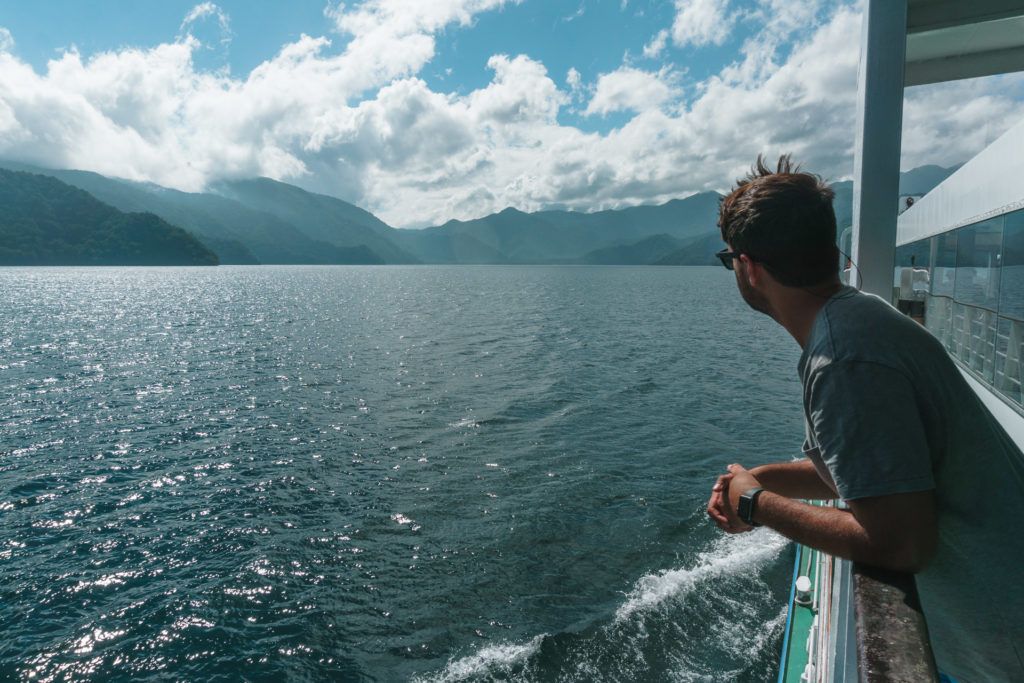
726, 464, 762, 513
707, 464, 761, 533
706, 472, 733, 529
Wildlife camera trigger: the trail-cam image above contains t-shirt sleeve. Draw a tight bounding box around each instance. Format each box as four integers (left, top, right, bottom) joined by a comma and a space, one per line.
806, 360, 935, 500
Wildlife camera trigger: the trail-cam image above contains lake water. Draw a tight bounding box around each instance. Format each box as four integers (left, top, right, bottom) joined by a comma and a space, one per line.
0, 266, 804, 681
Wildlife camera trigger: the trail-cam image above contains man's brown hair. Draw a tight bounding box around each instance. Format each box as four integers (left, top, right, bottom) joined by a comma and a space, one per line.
718, 155, 838, 287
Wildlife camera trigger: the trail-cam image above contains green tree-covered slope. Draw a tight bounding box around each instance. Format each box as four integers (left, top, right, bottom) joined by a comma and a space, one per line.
0, 163, 384, 265
213, 178, 417, 264
0, 160, 958, 267
0, 169, 218, 266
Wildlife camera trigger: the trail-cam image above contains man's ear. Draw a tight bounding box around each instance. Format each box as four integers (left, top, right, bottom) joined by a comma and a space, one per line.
738, 254, 762, 287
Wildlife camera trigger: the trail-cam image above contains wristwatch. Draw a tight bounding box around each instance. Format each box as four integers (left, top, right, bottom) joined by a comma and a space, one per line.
738, 488, 765, 527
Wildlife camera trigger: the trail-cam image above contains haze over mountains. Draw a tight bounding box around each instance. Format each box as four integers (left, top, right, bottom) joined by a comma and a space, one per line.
0, 160, 957, 267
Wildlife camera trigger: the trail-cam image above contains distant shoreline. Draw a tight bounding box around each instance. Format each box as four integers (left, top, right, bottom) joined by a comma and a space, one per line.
0, 263, 724, 268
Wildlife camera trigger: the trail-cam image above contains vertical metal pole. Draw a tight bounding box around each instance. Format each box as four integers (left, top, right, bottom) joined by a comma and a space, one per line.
851, 0, 908, 298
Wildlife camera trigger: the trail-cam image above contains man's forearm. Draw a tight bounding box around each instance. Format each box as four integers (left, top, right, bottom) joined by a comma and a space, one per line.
753, 492, 925, 572
749, 460, 837, 500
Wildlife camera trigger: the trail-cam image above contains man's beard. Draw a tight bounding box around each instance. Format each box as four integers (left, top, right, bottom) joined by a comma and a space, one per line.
736, 266, 773, 317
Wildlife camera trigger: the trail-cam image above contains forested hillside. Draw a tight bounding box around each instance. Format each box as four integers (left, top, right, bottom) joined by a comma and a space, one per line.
0, 161, 959, 267
0, 170, 218, 266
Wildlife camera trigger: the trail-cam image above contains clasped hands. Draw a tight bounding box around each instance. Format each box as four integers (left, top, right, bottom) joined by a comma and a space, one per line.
706, 463, 761, 533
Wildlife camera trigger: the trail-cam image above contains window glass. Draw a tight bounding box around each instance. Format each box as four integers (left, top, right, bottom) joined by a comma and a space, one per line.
894, 239, 931, 302
895, 240, 930, 268
930, 230, 957, 297
915, 212, 1024, 412
999, 209, 1024, 322
926, 295, 954, 352
994, 317, 1023, 408
953, 217, 1002, 311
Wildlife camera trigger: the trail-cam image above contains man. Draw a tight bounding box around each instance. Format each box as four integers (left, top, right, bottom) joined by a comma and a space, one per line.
706, 156, 1024, 681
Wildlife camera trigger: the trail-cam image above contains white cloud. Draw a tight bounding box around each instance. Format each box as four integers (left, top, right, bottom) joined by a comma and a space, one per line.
181, 3, 226, 31
901, 79, 1024, 168
642, 29, 669, 59
0, 2, 1021, 228
180, 2, 232, 45
671, 0, 733, 48
585, 66, 680, 116
0, 27, 13, 53
468, 54, 567, 124
566, 67, 581, 89
328, 0, 515, 35
316, 0, 522, 101
717, 0, 825, 86
566, 67, 583, 100
750, 0, 823, 35
563, 3, 585, 23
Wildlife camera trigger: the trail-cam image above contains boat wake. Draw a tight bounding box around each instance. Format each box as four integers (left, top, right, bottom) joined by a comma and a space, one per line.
415, 530, 790, 681
412, 635, 546, 682
615, 529, 789, 622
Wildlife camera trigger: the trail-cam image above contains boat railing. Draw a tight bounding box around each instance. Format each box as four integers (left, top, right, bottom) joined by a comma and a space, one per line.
851, 563, 939, 682
781, 505, 940, 682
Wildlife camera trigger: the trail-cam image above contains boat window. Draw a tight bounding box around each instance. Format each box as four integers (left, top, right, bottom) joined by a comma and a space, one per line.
925, 231, 957, 352
998, 210, 1024, 321
896, 240, 930, 268
893, 238, 931, 318
947, 218, 1003, 382
909, 211, 1024, 412
995, 317, 1022, 407
953, 218, 1003, 312
930, 230, 957, 298
995, 210, 1024, 407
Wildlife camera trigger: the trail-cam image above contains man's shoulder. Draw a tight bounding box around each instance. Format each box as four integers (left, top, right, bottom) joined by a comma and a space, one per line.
804, 289, 942, 376
823, 288, 905, 328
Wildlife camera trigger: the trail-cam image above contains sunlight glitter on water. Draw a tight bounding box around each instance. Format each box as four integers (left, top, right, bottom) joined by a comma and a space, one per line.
0, 265, 802, 681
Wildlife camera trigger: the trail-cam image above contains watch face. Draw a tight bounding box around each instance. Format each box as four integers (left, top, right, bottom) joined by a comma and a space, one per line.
737, 489, 761, 526
738, 494, 753, 523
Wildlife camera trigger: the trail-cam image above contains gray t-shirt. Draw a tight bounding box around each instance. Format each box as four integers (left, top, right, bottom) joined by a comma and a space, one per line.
799, 286, 1024, 681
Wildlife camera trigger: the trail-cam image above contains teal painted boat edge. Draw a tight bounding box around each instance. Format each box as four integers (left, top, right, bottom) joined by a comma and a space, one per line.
777, 542, 801, 683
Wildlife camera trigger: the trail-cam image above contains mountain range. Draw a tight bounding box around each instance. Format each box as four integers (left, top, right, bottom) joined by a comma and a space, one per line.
0, 160, 958, 267
0, 169, 217, 266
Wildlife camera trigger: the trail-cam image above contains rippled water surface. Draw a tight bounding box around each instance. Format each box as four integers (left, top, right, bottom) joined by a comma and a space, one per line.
0, 266, 804, 681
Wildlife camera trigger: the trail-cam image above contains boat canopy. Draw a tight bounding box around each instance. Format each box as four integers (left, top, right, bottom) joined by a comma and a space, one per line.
907, 0, 1024, 86
851, 0, 1024, 298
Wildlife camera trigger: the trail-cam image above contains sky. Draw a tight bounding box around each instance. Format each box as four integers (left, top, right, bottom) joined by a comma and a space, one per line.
0, 0, 1023, 227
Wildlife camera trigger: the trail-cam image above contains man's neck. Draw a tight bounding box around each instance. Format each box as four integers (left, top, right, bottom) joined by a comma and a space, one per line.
771, 281, 844, 349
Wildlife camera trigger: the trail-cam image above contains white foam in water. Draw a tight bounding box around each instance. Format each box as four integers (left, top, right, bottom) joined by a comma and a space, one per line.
615, 529, 789, 623
744, 604, 788, 659
666, 604, 790, 682
414, 532, 788, 682
417, 634, 546, 683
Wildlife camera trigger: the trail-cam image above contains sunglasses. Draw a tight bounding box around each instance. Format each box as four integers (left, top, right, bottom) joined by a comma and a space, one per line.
715, 248, 741, 270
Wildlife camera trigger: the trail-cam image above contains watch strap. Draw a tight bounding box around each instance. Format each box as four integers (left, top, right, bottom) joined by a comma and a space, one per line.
738, 487, 765, 527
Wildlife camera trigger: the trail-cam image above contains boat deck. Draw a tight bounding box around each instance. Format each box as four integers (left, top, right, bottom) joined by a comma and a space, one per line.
778, 542, 817, 683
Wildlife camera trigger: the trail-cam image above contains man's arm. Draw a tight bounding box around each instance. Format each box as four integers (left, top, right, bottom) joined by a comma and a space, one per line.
706, 459, 837, 532
749, 459, 838, 500
726, 464, 938, 573
747, 362, 939, 571
755, 490, 937, 573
